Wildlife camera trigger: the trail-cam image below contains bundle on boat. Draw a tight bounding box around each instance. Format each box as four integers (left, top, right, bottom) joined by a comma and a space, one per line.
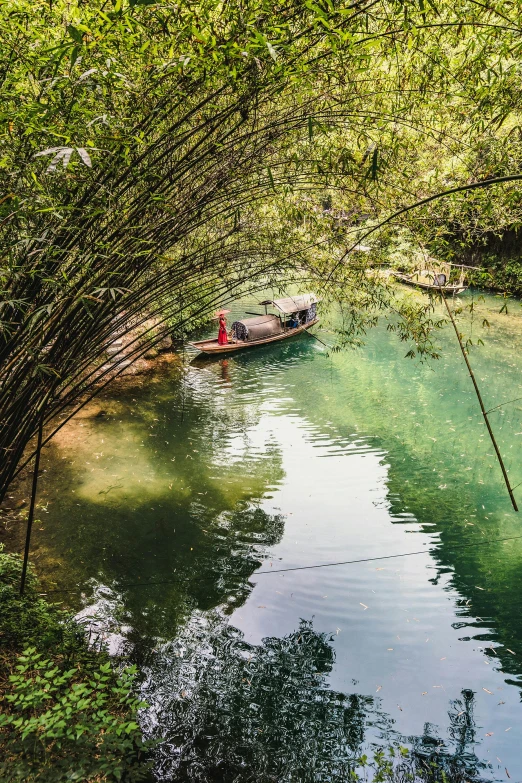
231, 314, 282, 342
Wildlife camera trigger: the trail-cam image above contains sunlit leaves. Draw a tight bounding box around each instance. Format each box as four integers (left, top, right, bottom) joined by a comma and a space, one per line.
33, 146, 92, 172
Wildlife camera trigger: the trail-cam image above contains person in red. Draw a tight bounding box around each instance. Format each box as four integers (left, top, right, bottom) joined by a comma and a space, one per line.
218, 313, 228, 345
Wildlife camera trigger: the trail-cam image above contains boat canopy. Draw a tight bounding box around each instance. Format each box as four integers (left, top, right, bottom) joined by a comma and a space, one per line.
259, 293, 320, 314
231, 314, 283, 342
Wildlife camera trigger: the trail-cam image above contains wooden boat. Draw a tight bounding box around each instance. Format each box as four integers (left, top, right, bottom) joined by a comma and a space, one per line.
391, 266, 468, 295
189, 294, 320, 355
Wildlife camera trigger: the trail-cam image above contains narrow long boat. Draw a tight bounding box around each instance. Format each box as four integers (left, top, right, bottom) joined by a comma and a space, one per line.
189, 294, 320, 355
391, 268, 467, 295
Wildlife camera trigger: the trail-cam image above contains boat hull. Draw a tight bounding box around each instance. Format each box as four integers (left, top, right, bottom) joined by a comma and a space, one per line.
392, 273, 467, 294
189, 318, 320, 354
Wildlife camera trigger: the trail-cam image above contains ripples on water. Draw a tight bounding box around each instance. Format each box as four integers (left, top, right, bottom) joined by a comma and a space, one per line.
31, 290, 522, 781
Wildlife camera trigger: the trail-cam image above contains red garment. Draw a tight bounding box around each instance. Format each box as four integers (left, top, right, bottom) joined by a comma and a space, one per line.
218, 316, 228, 345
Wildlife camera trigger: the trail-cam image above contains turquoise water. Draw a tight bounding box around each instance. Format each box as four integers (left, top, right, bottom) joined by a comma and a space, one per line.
32, 290, 522, 781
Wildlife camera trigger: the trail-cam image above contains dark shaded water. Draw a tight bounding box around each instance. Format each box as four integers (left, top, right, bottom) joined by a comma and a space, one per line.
30, 290, 522, 781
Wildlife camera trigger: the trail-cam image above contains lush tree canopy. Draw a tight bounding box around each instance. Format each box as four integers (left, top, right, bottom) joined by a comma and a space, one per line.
1, 0, 521, 495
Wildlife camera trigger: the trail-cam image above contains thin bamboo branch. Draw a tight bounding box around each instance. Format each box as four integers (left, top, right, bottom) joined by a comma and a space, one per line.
20, 414, 44, 595
438, 285, 518, 511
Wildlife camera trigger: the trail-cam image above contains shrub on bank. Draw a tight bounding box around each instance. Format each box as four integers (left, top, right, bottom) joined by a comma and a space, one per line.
465, 253, 522, 297
0, 547, 150, 783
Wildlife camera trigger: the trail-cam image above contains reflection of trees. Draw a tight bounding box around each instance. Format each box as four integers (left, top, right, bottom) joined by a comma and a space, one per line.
36, 358, 288, 638
64, 502, 286, 645
406, 690, 486, 783
140, 617, 488, 783
282, 323, 522, 687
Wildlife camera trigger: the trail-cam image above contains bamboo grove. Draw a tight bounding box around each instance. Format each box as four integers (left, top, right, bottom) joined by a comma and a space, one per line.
1, 0, 522, 497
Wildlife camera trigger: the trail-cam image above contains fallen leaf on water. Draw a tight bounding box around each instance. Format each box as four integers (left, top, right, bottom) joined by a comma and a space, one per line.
483, 688, 493, 694
360, 603, 368, 610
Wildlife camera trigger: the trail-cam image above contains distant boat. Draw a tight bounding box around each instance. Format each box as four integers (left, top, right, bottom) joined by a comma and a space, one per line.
391, 263, 468, 294
189, 294, 320, 355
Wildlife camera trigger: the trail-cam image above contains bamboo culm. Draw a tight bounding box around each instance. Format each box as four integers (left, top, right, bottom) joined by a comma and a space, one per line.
20, 415, 44, 595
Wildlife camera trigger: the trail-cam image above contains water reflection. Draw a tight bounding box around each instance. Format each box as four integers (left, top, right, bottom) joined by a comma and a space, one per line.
27, 290, 522, 777
140, 615, 488, 782
219, 359, 231, 385
36, 333, 325, 633
36, 364, 288, 637
47, 488, 286, 640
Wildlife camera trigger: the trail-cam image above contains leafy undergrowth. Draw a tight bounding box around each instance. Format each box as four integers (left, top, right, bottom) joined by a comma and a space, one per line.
466, 255, 522, 297
0, 546, 151, 783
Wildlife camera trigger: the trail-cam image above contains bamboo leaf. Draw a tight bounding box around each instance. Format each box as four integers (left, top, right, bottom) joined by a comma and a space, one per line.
34, 148, 63, 158
76, 148, 92, 168
266, 41, 278, 62
47, 149, 70, 173
77, 68, 98, 83
267, 167, 276, 192
371, 148, 378, 181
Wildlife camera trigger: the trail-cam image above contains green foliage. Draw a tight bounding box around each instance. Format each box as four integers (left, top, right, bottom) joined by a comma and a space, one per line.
2, 0, 522, 495
466, 254, 522, 295
0, 548, 150, 782
0, 546, 76, 652
0, 649, 148, 783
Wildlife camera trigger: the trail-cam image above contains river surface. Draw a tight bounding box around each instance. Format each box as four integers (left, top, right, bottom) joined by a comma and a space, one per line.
30, 289, 522, 781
